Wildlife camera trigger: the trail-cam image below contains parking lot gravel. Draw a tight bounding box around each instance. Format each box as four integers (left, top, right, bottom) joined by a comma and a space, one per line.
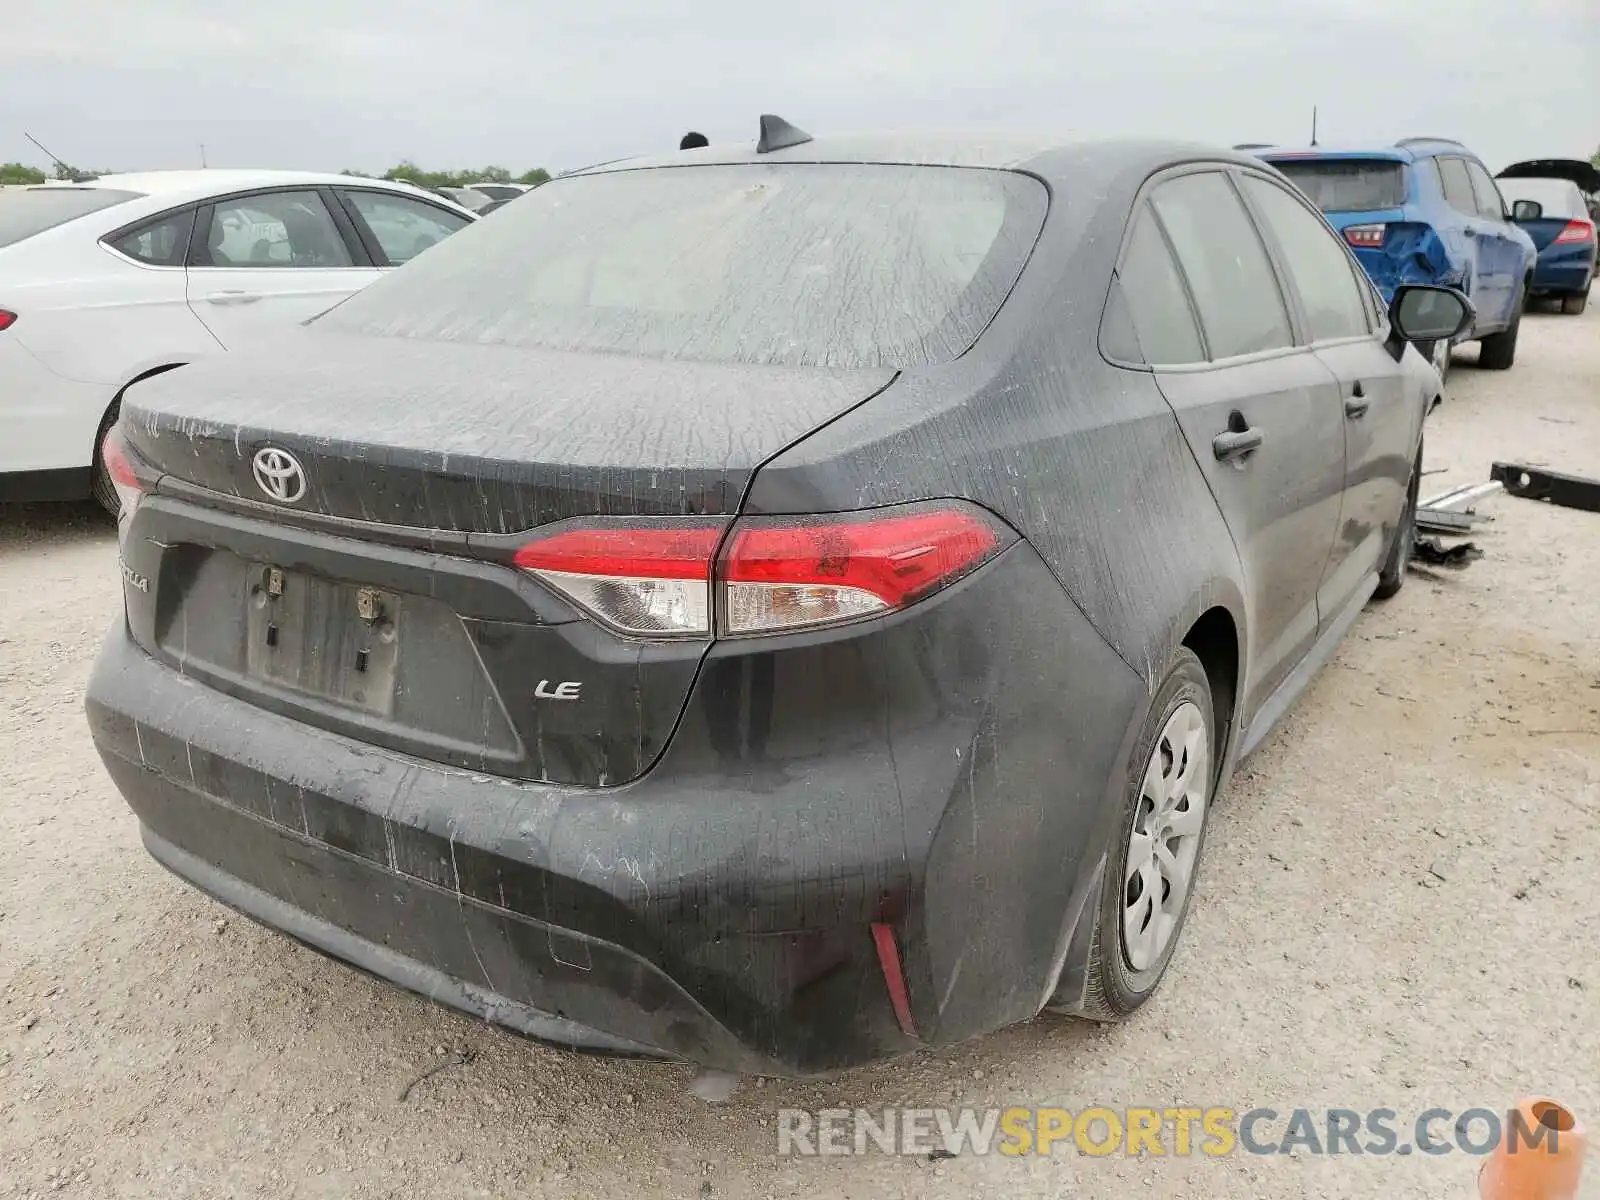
2, 307, 1597, 1200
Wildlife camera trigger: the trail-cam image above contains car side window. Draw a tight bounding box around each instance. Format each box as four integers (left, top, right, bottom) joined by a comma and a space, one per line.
198, 191, 354, 268
1436, 158, 1478, 216
342, 190, 470, 266
1238, 175, 1371, 342
107, 208, 195, 267
1464, 161, 1507, 221
1150, 172, 1293, 360
1115, 204, 1205, 365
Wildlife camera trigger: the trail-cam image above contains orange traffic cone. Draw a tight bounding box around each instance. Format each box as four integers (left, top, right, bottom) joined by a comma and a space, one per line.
1479, 1098, 1586, 1200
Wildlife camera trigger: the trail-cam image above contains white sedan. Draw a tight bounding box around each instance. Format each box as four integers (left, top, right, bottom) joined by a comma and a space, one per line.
0, 170, 476, 512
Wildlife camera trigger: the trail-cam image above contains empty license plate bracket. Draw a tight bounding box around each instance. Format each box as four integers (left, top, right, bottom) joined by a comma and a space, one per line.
244, 566, 401, 716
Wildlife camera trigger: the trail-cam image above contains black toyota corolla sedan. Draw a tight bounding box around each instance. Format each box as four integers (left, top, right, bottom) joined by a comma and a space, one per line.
86, 118, 1469, 1076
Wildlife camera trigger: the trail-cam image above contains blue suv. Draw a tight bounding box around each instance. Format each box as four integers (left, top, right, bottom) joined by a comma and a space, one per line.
1255, 138, 1536, 373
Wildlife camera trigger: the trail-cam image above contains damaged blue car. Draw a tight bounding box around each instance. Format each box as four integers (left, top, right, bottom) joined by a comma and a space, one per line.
1257, 138, 1536, 377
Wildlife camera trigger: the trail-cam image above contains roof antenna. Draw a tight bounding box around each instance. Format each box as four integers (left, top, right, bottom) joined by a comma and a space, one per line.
756, 114, 813, 155
23, 131, 71, 178
1310, 105, 1319, 148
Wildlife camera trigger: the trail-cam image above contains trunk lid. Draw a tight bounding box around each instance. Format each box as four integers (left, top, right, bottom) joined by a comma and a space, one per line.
1496, 158, 1600, 195
116, 328, 895, 789
122, 328, 895, 531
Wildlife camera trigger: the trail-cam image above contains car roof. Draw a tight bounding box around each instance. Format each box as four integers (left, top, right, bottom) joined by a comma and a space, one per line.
1256, 146, 1416, 164
73, 170, 465, 208
570, 131, 1268, 186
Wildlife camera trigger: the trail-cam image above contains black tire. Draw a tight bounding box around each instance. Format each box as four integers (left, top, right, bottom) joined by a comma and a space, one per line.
1562, 289, 1589, 316
1075, 648, 1216, 1021
1477, 285, 1524, 370
1374, 444, 1420, 600
89, 403, 122, 518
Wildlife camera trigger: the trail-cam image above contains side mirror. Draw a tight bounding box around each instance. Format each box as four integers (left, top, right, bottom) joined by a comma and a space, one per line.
1388, 285, 1474, 356
1511, 199, 1543, 222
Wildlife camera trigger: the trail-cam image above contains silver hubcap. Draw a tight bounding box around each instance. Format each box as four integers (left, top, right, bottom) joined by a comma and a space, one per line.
1123, 701, 1210, 972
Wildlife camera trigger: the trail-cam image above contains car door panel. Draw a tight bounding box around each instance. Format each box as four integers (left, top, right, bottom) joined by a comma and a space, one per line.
1466, 160, 1524, 324
1231, 170, 1413, 628
1124, 171, 1348, 717
1156, 357, 1345, 713
1312, 340, 1416, 617
185, 190, 380, 350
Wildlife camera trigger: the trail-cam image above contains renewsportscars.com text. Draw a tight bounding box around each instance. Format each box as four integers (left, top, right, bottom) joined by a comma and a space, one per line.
776, 1105, 1569, 1159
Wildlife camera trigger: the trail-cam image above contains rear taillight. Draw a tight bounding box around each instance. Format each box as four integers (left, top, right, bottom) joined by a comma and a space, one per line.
512, 522, 726, 636
1344, 224, 1386, 248
1553, 219, 1595, 245
720, 508, 1003, 635
0, 310, 16, 332
511, 503, 1012, 639
100, 425, 146, 520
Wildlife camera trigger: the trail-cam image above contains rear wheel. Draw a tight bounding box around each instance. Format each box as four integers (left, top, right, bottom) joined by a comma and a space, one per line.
1075, 649, 1215, 1020
1374, 444, 1420, 600
1562, 288, 1589, 316
1476, 285, 1523, 370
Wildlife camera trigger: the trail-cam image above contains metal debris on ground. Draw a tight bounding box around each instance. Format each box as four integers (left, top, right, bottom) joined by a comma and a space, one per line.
1413, 537, 1483, 568
1490, 462, 1600, 514
396, 1048, 476, 1102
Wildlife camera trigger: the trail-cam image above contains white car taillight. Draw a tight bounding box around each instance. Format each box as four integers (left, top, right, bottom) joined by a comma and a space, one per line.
100, 425, 146, 527
511, 505, 1013, 639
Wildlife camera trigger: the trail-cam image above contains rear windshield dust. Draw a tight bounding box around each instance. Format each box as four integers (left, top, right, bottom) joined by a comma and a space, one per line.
1270, 160, 1407, 212
317, 164, 1049, 369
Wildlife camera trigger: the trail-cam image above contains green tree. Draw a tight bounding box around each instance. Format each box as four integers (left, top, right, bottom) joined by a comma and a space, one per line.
516, 168, 551, 187
0, 162, 48, 185
370, 161, 551, 190
1591, 145, 1600, 170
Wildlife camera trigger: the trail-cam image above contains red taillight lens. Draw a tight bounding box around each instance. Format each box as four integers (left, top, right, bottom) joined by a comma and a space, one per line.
0, 310, 17, 332
512, 522, 726, 636
512, 504, 1012, 638
721, 508, 1004, 635
100, 424, 146, 518
1344, 224, 1386, 248
1553, 219, 1595, 245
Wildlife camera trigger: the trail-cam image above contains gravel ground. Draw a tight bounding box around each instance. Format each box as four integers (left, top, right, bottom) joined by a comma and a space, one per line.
2, 308, 1597, 1200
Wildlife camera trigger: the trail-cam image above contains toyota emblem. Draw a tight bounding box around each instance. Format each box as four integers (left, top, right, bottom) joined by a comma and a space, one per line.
251, 447, 307, 504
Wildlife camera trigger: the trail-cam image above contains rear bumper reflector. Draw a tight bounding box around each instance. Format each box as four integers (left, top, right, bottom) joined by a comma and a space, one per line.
870, 921, 920, 1039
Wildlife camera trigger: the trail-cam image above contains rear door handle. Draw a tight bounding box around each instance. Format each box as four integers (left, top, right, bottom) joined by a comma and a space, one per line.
1212, 426, 1264, 462
1345, 380, 1370, 418
207, 290, 261, 305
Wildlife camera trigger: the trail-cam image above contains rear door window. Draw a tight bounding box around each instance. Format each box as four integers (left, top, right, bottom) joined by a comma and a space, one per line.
318, 163, 1050, 369
1465, 161, 1508, 221
1437, 158, 1479, 216
1269, 159, 1407, 212
196, 191, 355, 268
1238, 175, 1371, 342
0, 188, 144, 248
106, 208, 196, 267
1116, 205, 1205, 364
1150, 172, 1294, 360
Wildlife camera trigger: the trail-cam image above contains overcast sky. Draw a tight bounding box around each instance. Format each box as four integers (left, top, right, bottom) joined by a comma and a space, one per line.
4, 0, 1596, 177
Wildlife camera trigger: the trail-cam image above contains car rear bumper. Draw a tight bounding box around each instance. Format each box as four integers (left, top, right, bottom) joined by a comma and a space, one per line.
86, 540, 1146, 1075
1529, 247, 1595, 295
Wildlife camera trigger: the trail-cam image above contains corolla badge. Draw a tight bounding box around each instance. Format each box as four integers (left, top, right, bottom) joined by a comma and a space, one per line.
251, 447, 306, 504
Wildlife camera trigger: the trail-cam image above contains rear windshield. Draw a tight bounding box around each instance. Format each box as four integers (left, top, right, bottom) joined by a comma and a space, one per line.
1268, 159, 1408, 213
1496, 178, 1582, 219
0, 188, 143, 248
318, 163, 1049, 369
